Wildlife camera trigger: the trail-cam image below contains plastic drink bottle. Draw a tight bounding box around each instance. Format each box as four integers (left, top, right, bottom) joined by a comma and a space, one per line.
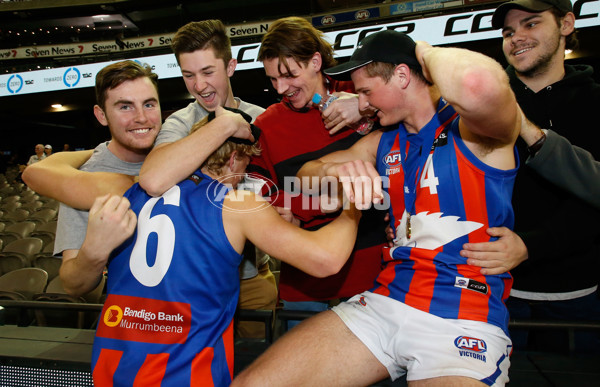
312, 93, 374, 135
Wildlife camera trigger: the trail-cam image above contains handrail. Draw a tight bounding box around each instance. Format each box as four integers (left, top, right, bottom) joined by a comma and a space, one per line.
0, 300, 102, 311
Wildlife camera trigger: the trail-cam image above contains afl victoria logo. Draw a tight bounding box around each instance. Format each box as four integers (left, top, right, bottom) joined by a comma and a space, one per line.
63, 67, 81, 88
7, 74, 24, 94
103, 305, 123, 327
383, 150, 402, 167
454, 336, 487, 353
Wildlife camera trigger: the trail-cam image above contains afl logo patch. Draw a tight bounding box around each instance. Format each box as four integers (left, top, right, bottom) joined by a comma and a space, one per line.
383, 150, 402, 167
454, 336, 487, 353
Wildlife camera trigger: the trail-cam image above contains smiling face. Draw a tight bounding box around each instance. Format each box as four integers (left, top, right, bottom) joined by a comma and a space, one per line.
262, 54, 326, 110
501, 9, 568, 78
94, 76, 161, 162
179, 48, 237, 112
351, 66, 404, 127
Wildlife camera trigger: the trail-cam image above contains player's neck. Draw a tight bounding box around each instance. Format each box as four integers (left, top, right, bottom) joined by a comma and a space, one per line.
222, 89, 239, 110
405, 86, 440, 134
107, 141, 149, 163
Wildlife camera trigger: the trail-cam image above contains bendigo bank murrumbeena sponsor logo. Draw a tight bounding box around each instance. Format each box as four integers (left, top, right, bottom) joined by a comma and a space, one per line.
97, 294, 191, 344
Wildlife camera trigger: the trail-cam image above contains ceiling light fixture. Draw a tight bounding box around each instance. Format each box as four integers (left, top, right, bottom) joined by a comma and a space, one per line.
51, 104, 63, 109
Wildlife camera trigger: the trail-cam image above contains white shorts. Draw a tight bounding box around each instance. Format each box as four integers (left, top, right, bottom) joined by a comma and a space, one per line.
332, 291, 512, 386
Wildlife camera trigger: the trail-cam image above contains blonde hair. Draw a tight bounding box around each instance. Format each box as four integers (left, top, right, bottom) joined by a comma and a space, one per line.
190, 116, 261, 175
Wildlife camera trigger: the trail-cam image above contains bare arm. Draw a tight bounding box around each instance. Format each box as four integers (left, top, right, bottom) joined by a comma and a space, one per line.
418, 42, 521, 273
223, 191, 361, 278
139, 106, 253, 196
22, 150, 135, 209
60, 194, 137, 296
322, 92, 376, 135
297, 130, 383, 209
416, 42, 519, 154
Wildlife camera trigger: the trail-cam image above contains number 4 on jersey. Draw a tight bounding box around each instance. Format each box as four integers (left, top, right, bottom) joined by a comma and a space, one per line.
420, 154, 439, 195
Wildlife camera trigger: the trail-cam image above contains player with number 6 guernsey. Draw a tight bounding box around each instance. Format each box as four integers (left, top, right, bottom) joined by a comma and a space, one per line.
84, 108, 361, 386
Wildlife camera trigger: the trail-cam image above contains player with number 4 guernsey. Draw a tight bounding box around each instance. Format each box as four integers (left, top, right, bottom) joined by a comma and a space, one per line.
234, 31, 522, 386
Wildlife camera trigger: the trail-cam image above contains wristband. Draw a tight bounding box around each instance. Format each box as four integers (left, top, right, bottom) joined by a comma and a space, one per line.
527, 130, 546, 157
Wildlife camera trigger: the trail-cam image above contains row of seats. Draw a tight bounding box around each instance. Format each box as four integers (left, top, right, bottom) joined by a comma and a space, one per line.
0, 201, 58, 225
0, 220, 56, 247
0, 238, 56, 276
0, 175, 59, 278
0, 267, 105, 329
0, 174, 110, 330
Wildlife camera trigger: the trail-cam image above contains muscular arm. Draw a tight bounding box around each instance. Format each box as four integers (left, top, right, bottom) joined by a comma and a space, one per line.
416, 42, 519, 157
60, 195, 136, 297
22, 150, 135, 209
139, 107, 253, 196
223, 191, 361, 278
297, 130, 383, 209
419, 43, 521, 273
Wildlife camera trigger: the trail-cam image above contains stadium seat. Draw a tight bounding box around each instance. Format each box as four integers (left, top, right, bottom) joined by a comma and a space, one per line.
33, 255, 62, 281
0, 267, 48, 299
0, 208, 30, 225
0, 237, 44, 266
30, 220, 57, 247
0, 221, 36, 246
20, 200, 44, 213
0, 201, 22, 213
28, 208, 57, 225
1, 195, 21, 204
34, 275, 105, 329
0, 267, 48, 325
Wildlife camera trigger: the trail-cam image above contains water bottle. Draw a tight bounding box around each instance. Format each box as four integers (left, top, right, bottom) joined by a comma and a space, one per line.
312, 93, 375, 135
312, 93, 338, 111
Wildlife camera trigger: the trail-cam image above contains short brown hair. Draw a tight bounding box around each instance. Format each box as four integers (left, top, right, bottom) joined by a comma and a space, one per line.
190, 116, 261, 175
363, 62, 430, 85
172, 20, 232, 65
95, 60, 158, 110
258, 16, 336, 75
